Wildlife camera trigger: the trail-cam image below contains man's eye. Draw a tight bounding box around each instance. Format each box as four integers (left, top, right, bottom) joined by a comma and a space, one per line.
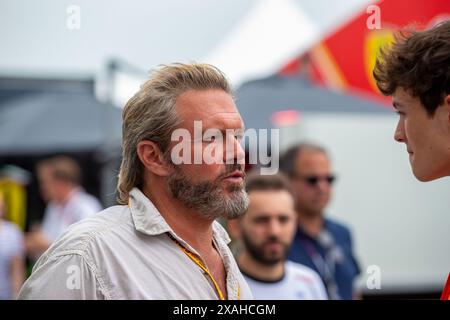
203, 134, 223, 143
203, 136, 216, 142
279, 217, 289, 224
395, 110, 405, 116
234, 131, 245, 140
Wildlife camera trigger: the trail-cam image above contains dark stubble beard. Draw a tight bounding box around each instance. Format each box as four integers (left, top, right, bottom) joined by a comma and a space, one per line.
166, 164, 249, 220
241, 232, 289, 266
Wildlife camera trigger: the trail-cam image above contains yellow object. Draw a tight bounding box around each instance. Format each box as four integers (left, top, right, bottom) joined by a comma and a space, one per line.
364, 29, 395, 93
169, 234, 240, 300
128, 198, 240, 300
0, 179, 27, 230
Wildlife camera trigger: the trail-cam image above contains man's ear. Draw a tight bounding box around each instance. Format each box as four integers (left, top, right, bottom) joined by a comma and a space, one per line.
137, 140, 171, 177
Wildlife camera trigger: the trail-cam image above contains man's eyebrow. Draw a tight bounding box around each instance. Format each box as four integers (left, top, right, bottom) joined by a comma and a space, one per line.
253, 214, 270, 219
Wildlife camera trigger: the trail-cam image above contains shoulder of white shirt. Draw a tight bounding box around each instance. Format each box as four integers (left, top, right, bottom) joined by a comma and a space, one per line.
285, 260, 323, 284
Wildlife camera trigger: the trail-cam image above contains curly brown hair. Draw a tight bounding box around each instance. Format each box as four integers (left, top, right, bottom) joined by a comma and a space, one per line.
373, 20, 450, 116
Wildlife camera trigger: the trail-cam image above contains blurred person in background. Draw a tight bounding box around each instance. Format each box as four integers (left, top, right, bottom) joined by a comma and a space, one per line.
280, 144, 360, 300
228, 172, 328, 300
25, 156, 102, 260
0, 193, 25, 299
373, 20, 450, 299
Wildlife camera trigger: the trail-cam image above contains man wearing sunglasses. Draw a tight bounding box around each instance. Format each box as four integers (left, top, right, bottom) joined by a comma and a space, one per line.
280, 143, 360, 300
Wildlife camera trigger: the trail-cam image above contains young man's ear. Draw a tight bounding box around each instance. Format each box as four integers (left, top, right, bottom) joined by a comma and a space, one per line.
137, 140, 171, 177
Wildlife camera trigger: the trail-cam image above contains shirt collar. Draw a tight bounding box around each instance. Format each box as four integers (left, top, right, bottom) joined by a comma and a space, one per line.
213, 220, 231, 244
128, 187, 231, 244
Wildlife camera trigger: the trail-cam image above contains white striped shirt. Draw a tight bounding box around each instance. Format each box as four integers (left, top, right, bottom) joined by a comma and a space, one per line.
0, 220, 24, 299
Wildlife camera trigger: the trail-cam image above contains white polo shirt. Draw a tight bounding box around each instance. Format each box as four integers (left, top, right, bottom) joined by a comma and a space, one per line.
242, 261, 328, 300
18, 188, 252, 300
41, 188, 102, 242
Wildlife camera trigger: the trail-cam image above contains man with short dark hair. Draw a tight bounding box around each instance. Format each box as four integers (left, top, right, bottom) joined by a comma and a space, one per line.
373, 20, 450, 299
228, 172, 327, 300
280, 144, 360, 300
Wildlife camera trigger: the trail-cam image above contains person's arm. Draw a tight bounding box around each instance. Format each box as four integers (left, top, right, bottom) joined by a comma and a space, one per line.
24, 228, 52, 259
26, 205, 56, 259
18, 253, 107, 300
9, 255, 25, 299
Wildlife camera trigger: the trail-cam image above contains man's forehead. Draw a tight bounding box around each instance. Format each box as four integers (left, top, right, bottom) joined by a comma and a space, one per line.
248, 190, 294, 210
176, 90, 244, 129
392, 87, 415, 108
246, 208, 295, 222
296, 150, 329, 167
178, 110, 245, 131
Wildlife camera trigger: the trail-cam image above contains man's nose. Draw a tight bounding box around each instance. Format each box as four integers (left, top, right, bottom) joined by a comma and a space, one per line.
318, 179, 330, 191
224, 136, 245, 165
394, 120, 406, 143
268, 220, 282, 236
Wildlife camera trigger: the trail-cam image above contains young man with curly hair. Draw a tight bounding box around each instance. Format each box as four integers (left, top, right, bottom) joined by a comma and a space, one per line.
373, 20, 450, 299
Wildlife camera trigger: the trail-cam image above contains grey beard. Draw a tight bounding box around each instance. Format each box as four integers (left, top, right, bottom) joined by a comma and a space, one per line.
167, 167, 249, 220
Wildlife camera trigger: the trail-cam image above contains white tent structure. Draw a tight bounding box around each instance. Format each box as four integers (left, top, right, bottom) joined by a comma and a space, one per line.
203, 0, 319, 87
204, 0, 374, 87
90, 0, 374, 108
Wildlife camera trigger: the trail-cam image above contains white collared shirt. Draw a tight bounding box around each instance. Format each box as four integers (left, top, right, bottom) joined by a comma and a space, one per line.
18, 188, 252, 300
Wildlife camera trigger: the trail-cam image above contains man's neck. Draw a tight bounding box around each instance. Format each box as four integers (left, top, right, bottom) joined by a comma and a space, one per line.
141, 179, 229, 299
237, 251, 284, 282
142, 183, 215, 255
297, 210, 324, 238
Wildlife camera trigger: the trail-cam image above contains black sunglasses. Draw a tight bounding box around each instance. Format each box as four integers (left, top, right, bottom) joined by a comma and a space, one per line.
294, 174, 336, 186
